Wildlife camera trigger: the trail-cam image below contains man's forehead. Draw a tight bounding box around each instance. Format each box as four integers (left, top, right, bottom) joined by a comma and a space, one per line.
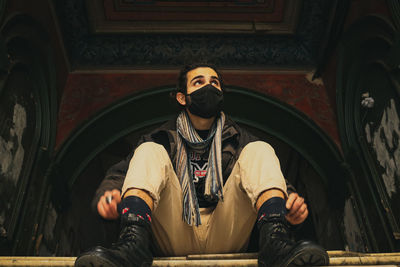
187, 67, 219, 80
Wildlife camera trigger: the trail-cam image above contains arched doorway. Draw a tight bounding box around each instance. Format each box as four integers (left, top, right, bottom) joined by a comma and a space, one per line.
46, 86, 347, 255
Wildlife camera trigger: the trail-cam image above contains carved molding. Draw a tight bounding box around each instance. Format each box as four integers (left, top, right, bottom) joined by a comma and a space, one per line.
86, 0, 301, 34
52, 0, 330, 68
386, 0, 400, 30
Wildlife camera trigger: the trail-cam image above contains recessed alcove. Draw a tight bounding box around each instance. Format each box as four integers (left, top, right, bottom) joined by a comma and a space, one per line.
45, 87, 347, 256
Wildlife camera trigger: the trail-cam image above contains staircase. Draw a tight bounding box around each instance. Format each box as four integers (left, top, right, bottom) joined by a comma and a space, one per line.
0, 251, 399, 266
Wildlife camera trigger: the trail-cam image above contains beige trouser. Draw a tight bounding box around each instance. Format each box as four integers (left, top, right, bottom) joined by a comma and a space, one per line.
122, 141, 287, 256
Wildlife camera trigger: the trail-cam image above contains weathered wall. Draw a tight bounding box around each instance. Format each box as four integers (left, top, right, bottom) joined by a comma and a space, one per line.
332, 1, 400, 251
365, 99, 400, 200
322, 0, 393, 114
0, 103, 27, 242
5, 0, 69, 102
56, 71, 340, 150
0, 63, 40, 254
0, 0, 60, 254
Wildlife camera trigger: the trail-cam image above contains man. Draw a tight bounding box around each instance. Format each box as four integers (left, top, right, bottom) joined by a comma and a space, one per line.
75, 64, 329, 267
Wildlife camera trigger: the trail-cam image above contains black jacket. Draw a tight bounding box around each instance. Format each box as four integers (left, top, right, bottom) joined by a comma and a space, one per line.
92, 115, 296, 211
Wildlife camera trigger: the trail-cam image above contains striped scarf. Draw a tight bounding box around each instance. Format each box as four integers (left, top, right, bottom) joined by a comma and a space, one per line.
176, 111, 225, 226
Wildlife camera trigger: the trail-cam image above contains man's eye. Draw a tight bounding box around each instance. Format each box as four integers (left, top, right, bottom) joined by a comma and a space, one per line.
212, 81, 220, 86
194, 81, 202, 86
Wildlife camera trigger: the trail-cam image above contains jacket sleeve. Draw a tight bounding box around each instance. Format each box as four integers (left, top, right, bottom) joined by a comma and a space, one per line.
91, 151, 133, 214
91, 135, 149, 214
286, 182, 296, 196
91, 120, 175, 215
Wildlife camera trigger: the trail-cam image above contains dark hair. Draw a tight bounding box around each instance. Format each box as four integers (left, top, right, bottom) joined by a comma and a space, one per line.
176, 63, 224, 95
170, 63, 224, 110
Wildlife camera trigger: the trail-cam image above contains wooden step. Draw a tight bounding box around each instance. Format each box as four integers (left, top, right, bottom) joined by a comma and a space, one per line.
0, 251, 399, 266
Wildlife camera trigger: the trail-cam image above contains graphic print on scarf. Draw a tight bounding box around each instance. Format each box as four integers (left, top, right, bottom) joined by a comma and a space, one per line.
176, 111, 225, 226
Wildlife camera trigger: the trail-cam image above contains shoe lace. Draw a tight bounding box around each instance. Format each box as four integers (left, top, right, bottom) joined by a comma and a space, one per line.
108, 224, 153, 266
112, 224, 143, 250
267, 220, 295, 251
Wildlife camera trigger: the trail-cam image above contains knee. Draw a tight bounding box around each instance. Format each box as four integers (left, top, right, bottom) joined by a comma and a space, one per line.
242, 141, 275, 156
135, 142, 167, 156
131, 142, 171, 169
239, 141, 280, 166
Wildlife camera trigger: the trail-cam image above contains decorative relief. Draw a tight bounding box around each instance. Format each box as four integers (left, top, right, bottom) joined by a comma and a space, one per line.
110, 0, 277, 21
365, 99, 400, 198
0, 101, 26, 238
53, 0, 329, 68
0, 69, 37, 242
0, 103, 26, 186
90, 0, 288, 34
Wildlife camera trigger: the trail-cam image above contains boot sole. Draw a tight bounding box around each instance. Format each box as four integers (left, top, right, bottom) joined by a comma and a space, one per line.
74, 252, 119, 267
286, 244, 329, 267
259, 242, 329, 267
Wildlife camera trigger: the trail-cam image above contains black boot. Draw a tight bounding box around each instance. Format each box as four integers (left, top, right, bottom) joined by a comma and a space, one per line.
75, 214, 153, 267
258, 214, 329, 267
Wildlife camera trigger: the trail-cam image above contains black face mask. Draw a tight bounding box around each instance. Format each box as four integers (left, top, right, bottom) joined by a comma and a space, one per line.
186, 84, 224, 118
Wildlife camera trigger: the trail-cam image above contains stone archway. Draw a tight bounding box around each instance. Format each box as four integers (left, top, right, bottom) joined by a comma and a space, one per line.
46, 86, 347, 255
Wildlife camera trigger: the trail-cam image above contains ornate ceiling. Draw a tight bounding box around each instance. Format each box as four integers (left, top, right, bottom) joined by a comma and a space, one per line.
86, 0, 299, 34
53, 0, 332, 69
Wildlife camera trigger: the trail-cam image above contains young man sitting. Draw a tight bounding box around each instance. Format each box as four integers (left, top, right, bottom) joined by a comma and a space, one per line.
75, 64, 329, 267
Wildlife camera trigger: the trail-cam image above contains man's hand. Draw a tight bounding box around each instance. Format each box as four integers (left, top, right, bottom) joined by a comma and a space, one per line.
286, 193, 308, 225
97, 189, 121, 220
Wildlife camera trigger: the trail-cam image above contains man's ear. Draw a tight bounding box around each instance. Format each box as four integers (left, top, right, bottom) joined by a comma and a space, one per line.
176, 92, 186, 106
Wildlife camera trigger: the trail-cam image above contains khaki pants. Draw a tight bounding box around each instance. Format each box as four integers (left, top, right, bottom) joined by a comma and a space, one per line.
122, 141, 287, 256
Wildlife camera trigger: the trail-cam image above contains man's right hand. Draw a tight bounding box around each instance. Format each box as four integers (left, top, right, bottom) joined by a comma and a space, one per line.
97, 189, 121, 220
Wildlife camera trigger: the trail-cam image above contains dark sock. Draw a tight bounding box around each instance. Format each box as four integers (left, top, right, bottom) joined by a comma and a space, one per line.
257, 197, 287, 227
120, 196, 152, 224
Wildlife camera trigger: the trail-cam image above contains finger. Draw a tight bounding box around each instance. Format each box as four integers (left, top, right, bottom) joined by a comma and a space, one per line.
98, 196, 118, 219
286, 193, 298, 210
292, 208, 309, 225
104, 190, 112, 197
97, 196, 107, 217
288, 197, 304, 216
285, 213, 299, 225
102, 204, 113, 217
99, 195, 108, 207
101, 195, 117, 216
112, 189, 122, 203
291, 204, 308, 221
299, 203, 307, 214
107, 202, 118, 218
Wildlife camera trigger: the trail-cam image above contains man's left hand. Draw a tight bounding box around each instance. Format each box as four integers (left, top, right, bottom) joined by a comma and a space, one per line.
286, 193, 308, 225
